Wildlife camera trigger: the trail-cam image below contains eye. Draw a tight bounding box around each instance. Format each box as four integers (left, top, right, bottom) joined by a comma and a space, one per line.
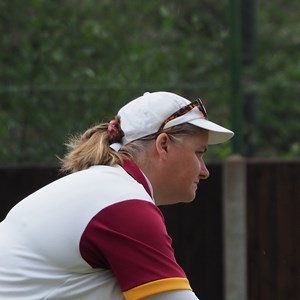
196, 147, 207, 159
196, 151, 205, 159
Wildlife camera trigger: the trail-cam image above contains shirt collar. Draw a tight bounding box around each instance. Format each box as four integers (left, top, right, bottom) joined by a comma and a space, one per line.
121, 160, 153, 198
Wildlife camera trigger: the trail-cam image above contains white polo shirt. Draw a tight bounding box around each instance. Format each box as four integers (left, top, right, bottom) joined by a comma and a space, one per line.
0, 160, 192, 299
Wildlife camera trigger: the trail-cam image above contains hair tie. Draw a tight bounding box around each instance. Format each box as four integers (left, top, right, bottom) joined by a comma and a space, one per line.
107, 119, 124, 144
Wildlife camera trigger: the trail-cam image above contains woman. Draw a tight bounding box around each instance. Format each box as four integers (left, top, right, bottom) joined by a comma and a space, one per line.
0, 91, 233, 299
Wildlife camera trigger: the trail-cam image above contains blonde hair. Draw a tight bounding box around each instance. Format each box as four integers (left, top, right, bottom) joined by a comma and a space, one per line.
60, 122, 203, 173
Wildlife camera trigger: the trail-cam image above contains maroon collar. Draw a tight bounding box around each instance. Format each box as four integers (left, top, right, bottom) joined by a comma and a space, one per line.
121, 160, 152, 197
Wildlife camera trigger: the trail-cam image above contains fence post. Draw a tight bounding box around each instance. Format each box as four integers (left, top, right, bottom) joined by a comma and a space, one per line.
223, 155, 247, 300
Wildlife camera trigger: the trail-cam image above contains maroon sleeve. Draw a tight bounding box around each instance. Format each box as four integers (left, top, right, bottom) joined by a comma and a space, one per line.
79, 200, 186, 292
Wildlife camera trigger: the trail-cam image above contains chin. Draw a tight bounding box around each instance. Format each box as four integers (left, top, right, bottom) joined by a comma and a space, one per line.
188, 189, 197, 201
180, 192, 197, 204
184, 197, 196, 203
156, 190, 196, 205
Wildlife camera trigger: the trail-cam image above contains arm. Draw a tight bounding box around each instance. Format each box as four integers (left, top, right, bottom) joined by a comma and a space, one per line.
144, 290, 199, 300
80, 199, 193, 299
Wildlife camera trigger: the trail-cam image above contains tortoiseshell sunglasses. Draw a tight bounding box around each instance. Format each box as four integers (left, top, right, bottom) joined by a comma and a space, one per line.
158, 98, 208, 132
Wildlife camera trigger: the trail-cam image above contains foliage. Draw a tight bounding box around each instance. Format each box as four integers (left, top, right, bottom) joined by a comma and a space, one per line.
0, 0, 299, 163
254, 0, 300, 158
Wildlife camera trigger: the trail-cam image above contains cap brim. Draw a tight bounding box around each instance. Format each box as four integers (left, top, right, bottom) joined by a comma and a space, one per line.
188, 119, 234, 145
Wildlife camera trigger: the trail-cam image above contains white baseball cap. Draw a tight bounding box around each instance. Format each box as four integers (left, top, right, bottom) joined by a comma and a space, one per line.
112, 91, 234, 150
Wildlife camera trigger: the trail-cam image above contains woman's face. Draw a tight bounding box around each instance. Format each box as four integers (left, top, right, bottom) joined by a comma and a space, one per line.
154, 129, 209, 205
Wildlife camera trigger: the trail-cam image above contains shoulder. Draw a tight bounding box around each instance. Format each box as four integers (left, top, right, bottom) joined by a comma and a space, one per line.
80, 199, 187, 293
80, 199, 168, 259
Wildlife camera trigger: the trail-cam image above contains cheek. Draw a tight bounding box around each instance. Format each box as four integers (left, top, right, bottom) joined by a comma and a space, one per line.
188, 154, 202, 169
180, 156, 200, 179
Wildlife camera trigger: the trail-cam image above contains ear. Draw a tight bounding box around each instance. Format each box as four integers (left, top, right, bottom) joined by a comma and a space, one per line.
155, 133, 171, 159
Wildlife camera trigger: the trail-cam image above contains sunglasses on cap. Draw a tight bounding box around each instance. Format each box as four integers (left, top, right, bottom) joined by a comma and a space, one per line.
158, 98, 208, 132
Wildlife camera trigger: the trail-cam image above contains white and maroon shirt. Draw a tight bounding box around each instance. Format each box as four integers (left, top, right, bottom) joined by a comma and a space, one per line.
0, 160, 192, 299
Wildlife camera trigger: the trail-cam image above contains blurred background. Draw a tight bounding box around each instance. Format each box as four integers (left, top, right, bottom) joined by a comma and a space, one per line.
0, 1, 299, 300
0, 0, 299, 163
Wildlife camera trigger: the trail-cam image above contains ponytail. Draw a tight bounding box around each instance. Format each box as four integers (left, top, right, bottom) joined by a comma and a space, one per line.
60, 122, 125, 173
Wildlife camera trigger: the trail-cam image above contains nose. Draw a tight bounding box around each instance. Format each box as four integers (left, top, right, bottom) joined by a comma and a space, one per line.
199, 160, 209, 180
